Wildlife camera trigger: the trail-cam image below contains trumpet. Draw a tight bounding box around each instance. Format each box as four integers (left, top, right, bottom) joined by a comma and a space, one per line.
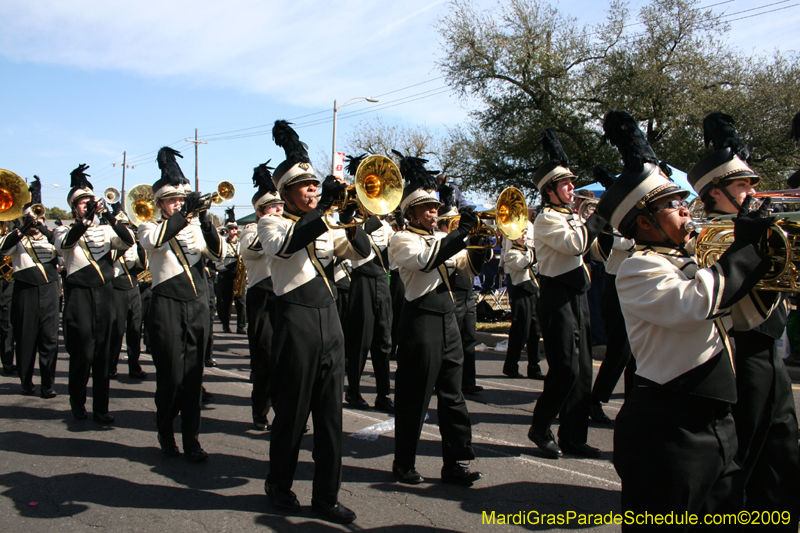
124, 184, 156, 227
325, 155, 403, 229
187, 181, 236, 219
573, 193, 598, 220
446, 187, 529, 249
29, 204, 46, 218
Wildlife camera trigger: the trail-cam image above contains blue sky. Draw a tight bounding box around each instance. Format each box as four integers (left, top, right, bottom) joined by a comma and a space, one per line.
1, 0, 798, 215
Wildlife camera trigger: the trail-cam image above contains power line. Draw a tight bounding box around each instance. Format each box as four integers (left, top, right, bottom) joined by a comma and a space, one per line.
722, 2, 800, 21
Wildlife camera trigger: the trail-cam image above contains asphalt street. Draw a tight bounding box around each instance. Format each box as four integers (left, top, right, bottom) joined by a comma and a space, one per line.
1, 320, 799, 532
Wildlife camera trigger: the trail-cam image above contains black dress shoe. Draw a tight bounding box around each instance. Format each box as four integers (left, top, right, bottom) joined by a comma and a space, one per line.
590, 403, 612, 424
528, 428, 562, 458
108, 370, 118, 379
527, 369, 546, 380
71, 405, 88, 420
202, 388, 213, 402
128, 369, 148, 379
344, 392, 369, 410
392, 461, 424, 484
21, 384, 35, 395
311, 499, 356, 524
559, 440, 601, 458
374, 395, 395, 414
158, 435, 180, 457
204, 359, 218, 368
185, 448, 209, 462
253, 420, 270, 431
462, 385, 484, 394
222, 326, 232, 334
93, 412, 115, 424
502, 370, 524, 378
40, 387, 57, 399
3, 364, 17, 374
266, 484, 300, 513
236, 327, 246, 335
441, 463, 482, 486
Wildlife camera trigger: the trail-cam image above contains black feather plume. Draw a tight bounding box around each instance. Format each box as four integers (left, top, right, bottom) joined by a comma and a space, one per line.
28, 175, 42, 205
541, 129, 570, 166
439, 184, 457, 208
346, 154, 368, 177
156, 147, 187, 186
592, 165, 617, 189
603, 110, 659, 172
703, 112, 750, 162
224, 206, 236, 225
658, 161, 673, 178
392, 150, 436, 190
252, 160, 276, 193
69, 164, 93, 190
791, 111, 800, 143
272, 120, 310, 165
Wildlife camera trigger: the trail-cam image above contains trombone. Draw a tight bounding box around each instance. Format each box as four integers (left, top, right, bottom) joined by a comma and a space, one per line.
446, 187, 529, 249
325, 155, 403, 229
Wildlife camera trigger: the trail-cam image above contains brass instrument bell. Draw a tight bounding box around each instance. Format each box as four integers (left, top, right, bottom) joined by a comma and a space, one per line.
124, 184, 156, 227
191, 181, 236, 217
447, 187, 528, 249
326, 155, 403, 229
104, 187, 121, 204
0, 169, 31, 222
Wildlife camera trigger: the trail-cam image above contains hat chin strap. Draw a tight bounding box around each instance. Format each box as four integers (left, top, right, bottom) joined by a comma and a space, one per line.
716, 185, 744, 213
641, 208, 682, 250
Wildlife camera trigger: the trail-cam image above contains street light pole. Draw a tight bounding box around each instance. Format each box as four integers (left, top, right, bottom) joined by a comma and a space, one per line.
330, 96, 379, 175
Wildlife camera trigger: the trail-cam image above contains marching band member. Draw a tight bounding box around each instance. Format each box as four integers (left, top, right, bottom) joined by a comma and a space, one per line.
437, 194, 483, 394
216, 208, 245, 334
138, 147, 222, 461
588, 165, 636, 423
500, 221, 543, 381
240, 161, 282, 431
258, 121, 369, 524
389, 152, 486, 486
108, 215, 147, 380
598, 110, 774, 527
54, 165, 135, 423
343, 154, 395, 414
0, 177, 60, 397
688, 112, 800, 527
527, 129, 605, 459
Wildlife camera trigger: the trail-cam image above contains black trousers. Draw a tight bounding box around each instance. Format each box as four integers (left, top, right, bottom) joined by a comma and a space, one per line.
109, 287, 143, 374
64, 282, 115, 414
731, 331, 800, 530
12, 280, 59, 388
139, 284, 152, 350
148, 293, 209, 453
345, 274, 392, 397
531, 278, 592, 444
394, 306, 474, 469
0, 279, 14, 366
389, 269, 404, 357
453, 288, 479, 389
504, 284, 541, 376
205, 275, 215, 363
268, 299, 344, 506
217, 272, 244, 330
591, 274, 633, 404
246, 284, 275, 425
614, 387, 743, 531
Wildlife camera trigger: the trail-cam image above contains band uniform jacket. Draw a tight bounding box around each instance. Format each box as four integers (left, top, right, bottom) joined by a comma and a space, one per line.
215, 239, 239, 274
388, 227, 481, 313
257, 211, 368, 305
349, 217, 392, 276
502, 242, 538, 292
54, 223, 133, 284
533, 205, 593, 292
239, 223, 271, 290
0, 232, 59, 286
112, 242, 144, 289
138, 218, 223, 300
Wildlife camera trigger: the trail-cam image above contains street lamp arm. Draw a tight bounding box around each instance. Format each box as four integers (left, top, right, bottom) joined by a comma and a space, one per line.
331, 96, 380, 175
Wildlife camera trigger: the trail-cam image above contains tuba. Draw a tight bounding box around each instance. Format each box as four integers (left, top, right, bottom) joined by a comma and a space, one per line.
447, 187, 528, 249
326, 155, 403, 229
0, 169, 32, 222
124, 184, 156, 227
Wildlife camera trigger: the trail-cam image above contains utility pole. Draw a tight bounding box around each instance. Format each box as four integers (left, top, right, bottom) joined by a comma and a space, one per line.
112, 151, 135, 211
185, 129, 208, 191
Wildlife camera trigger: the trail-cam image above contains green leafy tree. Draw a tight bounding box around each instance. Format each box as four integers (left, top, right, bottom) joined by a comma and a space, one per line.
46, 206, 72, 220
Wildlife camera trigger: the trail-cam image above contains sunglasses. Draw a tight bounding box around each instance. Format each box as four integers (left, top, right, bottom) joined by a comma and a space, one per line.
651, 199, 689, 212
